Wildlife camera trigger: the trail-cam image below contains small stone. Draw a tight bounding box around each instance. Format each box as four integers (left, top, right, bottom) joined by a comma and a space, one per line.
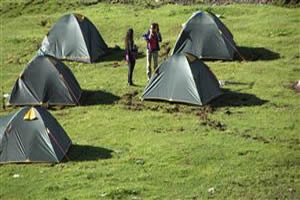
99, 193, 107, 197
208, 187, 215, 194
13, 174, 20, 178
288, 188, 295, 192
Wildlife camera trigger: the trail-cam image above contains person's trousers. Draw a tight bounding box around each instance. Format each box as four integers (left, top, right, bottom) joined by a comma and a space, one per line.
146, 50, 158, 80
128, 59, 135, 84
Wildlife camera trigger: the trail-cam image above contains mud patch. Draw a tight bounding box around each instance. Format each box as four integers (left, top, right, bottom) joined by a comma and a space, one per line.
104, 61, 124, 68
163, 104, 180, 113
241, 132, 270, 144
118, 92, 227, 131
40, 19, 48, 27
193, 106, 226, 131
121, 94, 225, 130
199, 117, 226, 131
119, 90, 144, 111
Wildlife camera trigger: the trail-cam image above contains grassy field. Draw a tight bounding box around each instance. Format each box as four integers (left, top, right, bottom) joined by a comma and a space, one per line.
0, 1, 300, 200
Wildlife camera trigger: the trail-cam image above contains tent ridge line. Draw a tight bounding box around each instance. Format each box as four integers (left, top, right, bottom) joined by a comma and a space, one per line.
18, 77, 40, 103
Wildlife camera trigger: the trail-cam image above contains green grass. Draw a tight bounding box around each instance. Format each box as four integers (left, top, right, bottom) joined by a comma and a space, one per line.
0, 1, 300, 200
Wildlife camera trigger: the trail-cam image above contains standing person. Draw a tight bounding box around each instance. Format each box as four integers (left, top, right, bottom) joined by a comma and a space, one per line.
143, 23, 162, 80
125, 28, 137, 86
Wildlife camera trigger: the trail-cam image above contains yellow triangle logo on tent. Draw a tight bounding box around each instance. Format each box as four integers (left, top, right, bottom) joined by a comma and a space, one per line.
24, 108, 37, 120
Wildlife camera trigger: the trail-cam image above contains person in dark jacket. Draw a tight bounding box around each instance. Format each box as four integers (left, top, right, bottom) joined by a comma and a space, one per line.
125, 28, 137, 86
143, 23, 162, 80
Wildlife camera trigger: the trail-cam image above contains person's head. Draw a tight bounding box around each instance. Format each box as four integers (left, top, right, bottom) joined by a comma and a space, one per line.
155, 23, 159, 32
126, 28, 134, 40
125, 28, 134, 45
150, 23, 158, 33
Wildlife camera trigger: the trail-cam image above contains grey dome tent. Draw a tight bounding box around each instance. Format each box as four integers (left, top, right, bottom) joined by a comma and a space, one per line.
172, 11, 240, 60
141, 53, 222, 106
9, 55, 82, 106
0, 107, 72, 163
38, 13, 108, 63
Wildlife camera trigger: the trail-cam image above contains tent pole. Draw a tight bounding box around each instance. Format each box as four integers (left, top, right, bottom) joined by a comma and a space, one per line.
222, 33, 246, 61
47, 128, 71, 162
60, 75, 80, 105
1, 86, 5, 110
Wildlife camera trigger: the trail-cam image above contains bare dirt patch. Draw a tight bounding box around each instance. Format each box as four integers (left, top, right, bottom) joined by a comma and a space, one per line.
194, 106, 226, 131
119, 90, 144, 111
241, 133, 271, 144
118, 92, 226, 131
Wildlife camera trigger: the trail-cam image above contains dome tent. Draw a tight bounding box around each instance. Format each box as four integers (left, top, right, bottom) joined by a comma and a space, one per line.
141, 53, 222, 106
9, 55, 82, 106
172, 11, 240, 60
38, 13, 108, 63
0, 107, 71, 163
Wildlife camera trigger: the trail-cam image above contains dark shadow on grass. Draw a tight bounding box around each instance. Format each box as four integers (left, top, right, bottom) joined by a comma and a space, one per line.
238, 46, 280, 61
210, 89, 268, 107
95, 46, 145, 63
224, 81, 254, 86
99, 47, 125, 62
66, 144, 113, 162
80, 89, 120, 106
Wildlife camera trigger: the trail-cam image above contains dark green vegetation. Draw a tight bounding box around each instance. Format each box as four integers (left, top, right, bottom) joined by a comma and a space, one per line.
0, 1, 299, 199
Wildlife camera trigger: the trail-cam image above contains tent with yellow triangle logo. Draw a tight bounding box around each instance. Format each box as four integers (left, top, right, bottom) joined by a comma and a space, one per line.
0, 107, 71, 163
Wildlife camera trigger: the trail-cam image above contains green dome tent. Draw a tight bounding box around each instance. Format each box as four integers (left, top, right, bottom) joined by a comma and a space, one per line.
172, 11, 240, 60
38, 13, 108, 63
141, 53, 222, 106
0, 107, 71, 163
9, 55, 82, 106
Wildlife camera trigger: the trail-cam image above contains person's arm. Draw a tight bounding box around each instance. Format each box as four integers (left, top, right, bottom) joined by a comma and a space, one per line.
157, 32, 162, 42
126, 41, 132, 57
143, 31, 150, 41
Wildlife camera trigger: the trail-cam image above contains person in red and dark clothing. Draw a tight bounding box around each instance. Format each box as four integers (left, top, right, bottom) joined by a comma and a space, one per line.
125, 28, 138, 86
143, 23, 162, 80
